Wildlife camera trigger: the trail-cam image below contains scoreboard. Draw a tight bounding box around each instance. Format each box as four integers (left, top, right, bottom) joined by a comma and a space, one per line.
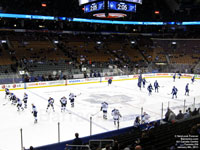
84, 0, 137, 13
79, 0, 142, 5
109, 1, 136, 12
84, 1, 105, 13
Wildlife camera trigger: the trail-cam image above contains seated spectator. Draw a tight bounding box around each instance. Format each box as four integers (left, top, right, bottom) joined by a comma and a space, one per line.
192, 108, 198, 116
184, 109, 190, 119
190, 123, 200, 135
146, 122, 155, 130
112, 140, 120, 150
164, 108, 171, 122
133, 116, 140, 128
176, 110, 184, 120
168, 110, 176, 123
135, 145, 142, 150
139, 131, 149, 146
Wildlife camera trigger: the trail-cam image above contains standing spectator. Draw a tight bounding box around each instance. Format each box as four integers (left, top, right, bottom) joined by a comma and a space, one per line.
188, 107, 192, 116
141, 112, 150, 124
71, 133, 82, 150
176, 110, 184, 120
133, 116, 140, 128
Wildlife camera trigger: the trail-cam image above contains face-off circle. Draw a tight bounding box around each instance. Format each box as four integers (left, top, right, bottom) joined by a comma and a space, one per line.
93, 13, 127, 18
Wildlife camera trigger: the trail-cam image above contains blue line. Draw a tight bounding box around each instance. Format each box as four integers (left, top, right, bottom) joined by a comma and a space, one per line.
27, 89, 109, 131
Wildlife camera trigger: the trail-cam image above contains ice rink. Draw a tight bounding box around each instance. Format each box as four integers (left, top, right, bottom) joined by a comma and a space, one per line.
0, 77, 200, 150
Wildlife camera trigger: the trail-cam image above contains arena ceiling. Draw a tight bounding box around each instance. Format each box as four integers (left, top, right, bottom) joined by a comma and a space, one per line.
0, 0, 199, 21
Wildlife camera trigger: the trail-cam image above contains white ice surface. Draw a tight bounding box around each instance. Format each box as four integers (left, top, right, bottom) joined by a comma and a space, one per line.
0, 78, 200, 150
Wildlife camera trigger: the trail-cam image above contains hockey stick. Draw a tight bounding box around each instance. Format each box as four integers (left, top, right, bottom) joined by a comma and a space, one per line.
76, 93, 81, 96
66, 109, 71, 114
2, 101, 9, 106
91, 110, 101, 116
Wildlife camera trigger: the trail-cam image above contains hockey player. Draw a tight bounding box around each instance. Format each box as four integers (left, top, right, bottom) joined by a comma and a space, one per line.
101, 102, 108, 119
142, 78, 147, 88
32, 104, 38, 123
173, 73, 176, 82
5, 88, 10, 99
111, 108, 122, 126
138, 81, 142, 90
141, 112, 150, 124
178, 73, 182, 79
147, 83, 153, 95
185, 83, 189, 96
138, 74, 142, 83
69, 93, 76, 107
10, 93, 17, 105
171, 86, 178, 99
154, 80, 159, 93
191, 76, 195, 84
16, 98, 24, 111
46, 97, 55, 112
60, 96, 67, 112
108, 78, 112, 86
23, 92, 28, 108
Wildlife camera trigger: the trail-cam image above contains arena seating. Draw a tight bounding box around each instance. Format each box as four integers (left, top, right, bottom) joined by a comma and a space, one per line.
1, 32, 200, 78
154, 39, 200, 65
33, 114, 200, 150
92, 115, 200, 150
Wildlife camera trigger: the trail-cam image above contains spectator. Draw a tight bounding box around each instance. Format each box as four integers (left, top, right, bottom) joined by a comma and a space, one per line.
133, 116, 140, 128
184, 110, 190, 119
190, 123, 200, 135
29, 146, 34, 150
139, 131, 149, 145
71, 133, 82, 150
188, 107, 192, 116
164, 108, 171, 122
146, 122, 155, 130
168, 110, 176, 123
192, 108, 198, 116
176, 110, 184, 120
141, 112, 150, 124
102, 144, 112, 150
135, 145, 142, 150
112, 140, 120, 150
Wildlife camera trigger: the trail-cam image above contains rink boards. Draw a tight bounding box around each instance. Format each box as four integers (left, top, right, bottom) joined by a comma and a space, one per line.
0, 73, 199, 91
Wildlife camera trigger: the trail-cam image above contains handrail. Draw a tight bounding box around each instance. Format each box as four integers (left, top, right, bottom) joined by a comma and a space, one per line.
65, 144, 91, 150
89, 139, 114, 149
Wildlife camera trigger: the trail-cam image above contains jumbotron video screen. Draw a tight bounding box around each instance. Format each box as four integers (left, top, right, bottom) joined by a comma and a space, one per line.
79, 0, 142, 5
